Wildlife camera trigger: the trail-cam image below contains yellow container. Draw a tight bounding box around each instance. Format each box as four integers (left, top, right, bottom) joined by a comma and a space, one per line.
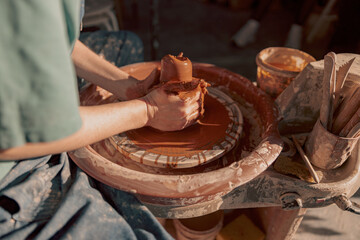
256, 47, 315, 98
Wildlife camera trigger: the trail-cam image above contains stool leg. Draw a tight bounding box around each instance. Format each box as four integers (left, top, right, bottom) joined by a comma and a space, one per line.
103, 18, 113, 31
107, 10, 120, 31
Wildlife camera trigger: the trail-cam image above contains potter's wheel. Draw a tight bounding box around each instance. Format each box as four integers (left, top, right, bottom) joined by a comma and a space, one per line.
110, 87, 243, 168
70, 62, 283, 206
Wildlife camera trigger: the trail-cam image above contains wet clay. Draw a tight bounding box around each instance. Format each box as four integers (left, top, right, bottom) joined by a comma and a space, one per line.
160, 53, 193, 83
159, 53, 210, 116
126, 93, 231, 160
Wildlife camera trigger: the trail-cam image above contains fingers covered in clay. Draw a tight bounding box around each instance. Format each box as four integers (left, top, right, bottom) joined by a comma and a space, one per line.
141, 67, 161, 94
183, 92, 201, 126
142, 86, 201, 131
186, 107, 201, 126
125, 67, 161, 100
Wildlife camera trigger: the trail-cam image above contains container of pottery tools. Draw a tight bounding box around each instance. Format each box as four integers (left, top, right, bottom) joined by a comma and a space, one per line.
305, 52, 360, 169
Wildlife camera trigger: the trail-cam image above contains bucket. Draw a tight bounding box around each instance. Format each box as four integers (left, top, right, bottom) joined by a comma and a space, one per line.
173, 211, 224, 240
256, 47, 315, 98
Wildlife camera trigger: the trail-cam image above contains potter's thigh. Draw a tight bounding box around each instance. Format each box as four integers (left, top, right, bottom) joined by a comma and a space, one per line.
0, 154, 72, 238
96, 181, 174, 240
0, 154, 139, 240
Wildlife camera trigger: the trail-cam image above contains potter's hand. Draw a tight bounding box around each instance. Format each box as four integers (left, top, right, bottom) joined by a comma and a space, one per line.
142, 87, 201, 131
125, 68, 160, 100
72, 40, 161, 101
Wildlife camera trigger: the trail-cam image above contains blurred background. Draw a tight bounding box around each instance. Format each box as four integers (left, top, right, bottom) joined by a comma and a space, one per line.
83, 0, 360, 81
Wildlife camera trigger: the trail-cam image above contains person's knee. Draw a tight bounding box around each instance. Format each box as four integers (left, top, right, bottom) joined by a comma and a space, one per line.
120, 31, 144, 63
124, 31, 143, 49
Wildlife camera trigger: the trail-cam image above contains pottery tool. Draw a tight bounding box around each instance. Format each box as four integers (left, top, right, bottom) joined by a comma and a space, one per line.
332, 86, 360, 134
346, 122, 360, 138
333, 58, 356, 111
327, 52, 337, 130
339, 106, 360, 137
320, 52, 336, 130
292, 135, 320, 183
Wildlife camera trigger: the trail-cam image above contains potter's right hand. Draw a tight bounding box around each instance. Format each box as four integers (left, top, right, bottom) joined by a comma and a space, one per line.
142, 87, 200, 131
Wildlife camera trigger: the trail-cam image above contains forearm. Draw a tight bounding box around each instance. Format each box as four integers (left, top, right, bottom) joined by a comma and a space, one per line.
72, 40, 138, 100
0, 99, 148, 161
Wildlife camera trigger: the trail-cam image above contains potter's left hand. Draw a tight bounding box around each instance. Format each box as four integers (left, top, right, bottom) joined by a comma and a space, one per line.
125, 68, 160, 100
72, 40, 161, 101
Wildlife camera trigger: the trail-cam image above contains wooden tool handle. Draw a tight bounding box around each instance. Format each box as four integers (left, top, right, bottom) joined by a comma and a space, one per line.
346, 122, 360, 138
292, 135, 320, 183
327, 53, 337, 130
320, 54, 335, 129
332, 87, 360, 134
333, 58, 355, 109
340, 106, 360, 137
